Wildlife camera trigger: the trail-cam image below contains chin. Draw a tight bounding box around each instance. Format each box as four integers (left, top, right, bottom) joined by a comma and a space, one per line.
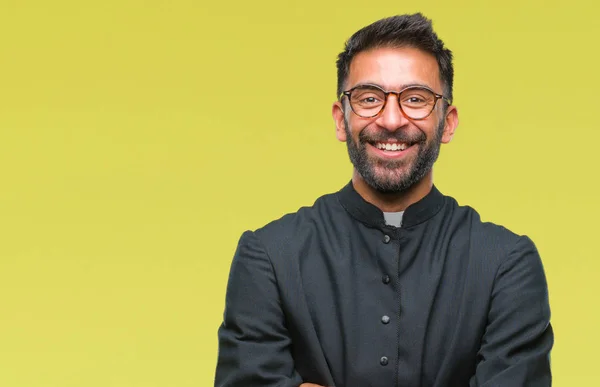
366, 176, 411, 194
369, 164, 428, 193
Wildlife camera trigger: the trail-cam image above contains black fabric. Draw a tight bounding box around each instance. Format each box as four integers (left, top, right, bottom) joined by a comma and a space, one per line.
215, 182, 553, 387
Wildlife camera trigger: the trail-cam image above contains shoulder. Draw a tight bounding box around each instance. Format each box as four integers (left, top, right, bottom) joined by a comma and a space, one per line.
442, 194, 534, 260
251, 190, 344, 251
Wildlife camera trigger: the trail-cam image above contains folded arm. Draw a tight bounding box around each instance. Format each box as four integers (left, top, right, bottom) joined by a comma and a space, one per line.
215, 231, 304, 387
470, 236, 554, 386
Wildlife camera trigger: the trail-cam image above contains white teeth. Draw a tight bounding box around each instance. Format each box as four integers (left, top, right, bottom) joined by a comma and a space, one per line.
376, 142, 407, 151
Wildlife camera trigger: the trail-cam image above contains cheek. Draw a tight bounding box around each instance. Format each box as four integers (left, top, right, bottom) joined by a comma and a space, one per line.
343, 118, 359, 141
349, 126, 366, 144
347, 117, 374, 141
421, 115, 444, 139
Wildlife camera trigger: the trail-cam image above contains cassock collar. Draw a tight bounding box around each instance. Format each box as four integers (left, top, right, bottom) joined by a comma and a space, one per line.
336, 181, 445, 229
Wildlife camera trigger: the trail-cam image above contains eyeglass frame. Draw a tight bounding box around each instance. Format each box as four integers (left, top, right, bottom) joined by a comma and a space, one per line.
339, 83, 452, 121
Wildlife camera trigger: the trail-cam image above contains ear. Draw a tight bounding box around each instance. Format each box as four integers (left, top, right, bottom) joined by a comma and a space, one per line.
441, 105, 459, 144
332, 101, 347, 142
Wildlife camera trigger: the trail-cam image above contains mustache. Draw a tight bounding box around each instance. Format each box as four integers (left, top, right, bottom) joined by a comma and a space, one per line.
358, 129, 426, 144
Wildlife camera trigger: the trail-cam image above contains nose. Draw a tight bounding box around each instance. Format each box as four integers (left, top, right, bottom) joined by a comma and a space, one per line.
375, 93, 411, 131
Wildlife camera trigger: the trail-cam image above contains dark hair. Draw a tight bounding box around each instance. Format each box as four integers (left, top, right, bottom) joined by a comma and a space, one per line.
336, 13, 454, 103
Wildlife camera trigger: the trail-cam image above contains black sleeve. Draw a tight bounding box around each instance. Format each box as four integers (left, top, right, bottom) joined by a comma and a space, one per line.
470, 236, 554, 386
215, 231, 303, 387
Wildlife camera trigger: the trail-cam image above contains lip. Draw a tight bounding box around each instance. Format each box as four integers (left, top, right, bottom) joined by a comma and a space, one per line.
368, 142, 415, 159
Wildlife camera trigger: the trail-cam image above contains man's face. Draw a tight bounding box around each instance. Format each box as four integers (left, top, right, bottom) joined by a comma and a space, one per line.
332, 47, 457, 193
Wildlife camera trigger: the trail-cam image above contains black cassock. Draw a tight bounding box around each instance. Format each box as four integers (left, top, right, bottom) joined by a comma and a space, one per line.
215, 182, 553, 387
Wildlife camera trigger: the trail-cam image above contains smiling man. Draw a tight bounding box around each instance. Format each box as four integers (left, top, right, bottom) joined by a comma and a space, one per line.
215, 14, 553, 387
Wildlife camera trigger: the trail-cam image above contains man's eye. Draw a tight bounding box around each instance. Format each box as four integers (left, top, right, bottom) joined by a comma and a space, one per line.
362, 97, 379, 103
407, 97, 425, 103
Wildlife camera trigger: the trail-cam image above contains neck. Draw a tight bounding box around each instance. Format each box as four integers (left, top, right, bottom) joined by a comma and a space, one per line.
351, 170, 434, 212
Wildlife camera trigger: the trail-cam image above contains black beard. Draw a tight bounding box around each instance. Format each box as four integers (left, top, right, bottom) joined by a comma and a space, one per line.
344, 117, 444, 194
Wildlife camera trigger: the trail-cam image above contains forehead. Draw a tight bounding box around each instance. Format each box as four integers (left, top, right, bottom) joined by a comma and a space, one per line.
347, 46, 441, 91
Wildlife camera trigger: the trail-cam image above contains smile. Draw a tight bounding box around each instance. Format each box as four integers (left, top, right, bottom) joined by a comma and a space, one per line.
366, 140, 416, 159
374, 142, 409, 151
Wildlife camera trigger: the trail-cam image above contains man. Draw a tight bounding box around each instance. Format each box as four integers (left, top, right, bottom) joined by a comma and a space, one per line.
215, 13, 553, 387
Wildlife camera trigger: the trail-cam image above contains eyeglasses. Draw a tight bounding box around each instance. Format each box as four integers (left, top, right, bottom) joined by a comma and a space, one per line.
340, 84, 451, 120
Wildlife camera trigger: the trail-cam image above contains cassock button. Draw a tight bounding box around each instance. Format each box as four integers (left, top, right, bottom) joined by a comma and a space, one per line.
383, 235, 391, 243
381, 315, 390, 324
382, 275, 390, 284
380, 356, 389, 366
